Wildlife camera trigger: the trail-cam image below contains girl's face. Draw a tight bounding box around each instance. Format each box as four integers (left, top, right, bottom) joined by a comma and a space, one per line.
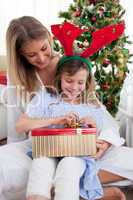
21, 39, 52, 70
61, 69, 88, 102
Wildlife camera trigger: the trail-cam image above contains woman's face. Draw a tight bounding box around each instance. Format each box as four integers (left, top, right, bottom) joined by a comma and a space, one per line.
60, 69, 88, 101
21, 39, 52, 70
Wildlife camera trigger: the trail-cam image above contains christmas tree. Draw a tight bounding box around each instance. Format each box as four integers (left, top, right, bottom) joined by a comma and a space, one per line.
53, 0, 132, 116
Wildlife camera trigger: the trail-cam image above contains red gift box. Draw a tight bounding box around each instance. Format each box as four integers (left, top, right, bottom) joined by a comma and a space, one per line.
32, 128, 96, 158
0, 72, 7, 85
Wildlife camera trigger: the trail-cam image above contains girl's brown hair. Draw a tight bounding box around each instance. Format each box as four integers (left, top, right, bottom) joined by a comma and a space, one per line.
6, 16, 51, 93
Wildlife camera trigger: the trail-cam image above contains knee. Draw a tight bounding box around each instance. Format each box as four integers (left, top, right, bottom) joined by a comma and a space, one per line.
60, 157, 85, 169
57, 157, 85, 177
31, 157, 56, 172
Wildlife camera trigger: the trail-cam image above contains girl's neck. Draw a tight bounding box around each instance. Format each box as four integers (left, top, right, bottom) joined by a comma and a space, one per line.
62, 95, 81, 105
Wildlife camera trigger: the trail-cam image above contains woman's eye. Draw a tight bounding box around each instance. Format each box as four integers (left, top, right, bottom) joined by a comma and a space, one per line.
42, 46, 47, 51
27, 54, 36, 58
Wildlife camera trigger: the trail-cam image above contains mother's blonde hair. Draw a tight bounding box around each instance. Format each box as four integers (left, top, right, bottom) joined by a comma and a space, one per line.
6, 16, 52, 93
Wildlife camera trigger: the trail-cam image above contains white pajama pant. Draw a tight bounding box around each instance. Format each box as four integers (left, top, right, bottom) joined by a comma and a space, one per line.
27, 157, 85, 200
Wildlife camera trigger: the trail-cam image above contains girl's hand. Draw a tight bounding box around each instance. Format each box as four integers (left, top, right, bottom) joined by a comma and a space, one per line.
96, 139, 111, 159
55, 112, 79, 127
79, 116, 96, 128
64, 112, 79, 127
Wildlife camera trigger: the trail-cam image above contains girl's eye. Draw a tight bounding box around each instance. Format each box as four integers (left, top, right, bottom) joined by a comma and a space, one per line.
66, 80, 72, 83
79, 81, 84, 85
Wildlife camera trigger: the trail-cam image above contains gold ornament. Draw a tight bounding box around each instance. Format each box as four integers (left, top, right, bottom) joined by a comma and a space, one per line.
118, 53, 124, 59
117, 58, 124, 65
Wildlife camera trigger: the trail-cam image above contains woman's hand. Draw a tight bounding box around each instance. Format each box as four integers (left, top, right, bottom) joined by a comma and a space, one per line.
79, 116, 96, 128
96, 139, 111, 159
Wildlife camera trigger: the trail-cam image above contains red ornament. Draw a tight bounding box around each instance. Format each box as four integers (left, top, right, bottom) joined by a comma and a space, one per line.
103, 58, 110, 67
89, 0, 97, 5
72, 9, 81, 17
91, 16, 97, 22
99, 7, 105, 12
98, 6, 105, 18
75, 10, 81, 17
78, 43, 84, 48
101, 83, 110, 90
106, 100, 113, 109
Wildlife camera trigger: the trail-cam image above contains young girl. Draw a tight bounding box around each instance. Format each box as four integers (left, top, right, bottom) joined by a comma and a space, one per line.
16, 56, 126, 200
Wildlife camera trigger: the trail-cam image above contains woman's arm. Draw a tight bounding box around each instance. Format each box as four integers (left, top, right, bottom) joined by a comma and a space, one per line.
7, 84, 27, 142
97, 105, 125, 147
93, 104, 125, 159
96, 139, 111, 159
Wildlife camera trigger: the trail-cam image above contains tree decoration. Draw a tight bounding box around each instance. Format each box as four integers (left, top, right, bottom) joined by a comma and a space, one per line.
103, 58, 110, 67
54, 0, 132, 116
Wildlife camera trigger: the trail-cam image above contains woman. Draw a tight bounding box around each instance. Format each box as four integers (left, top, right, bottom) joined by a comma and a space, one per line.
0, 16, 132, 200
0, 16, 60, 200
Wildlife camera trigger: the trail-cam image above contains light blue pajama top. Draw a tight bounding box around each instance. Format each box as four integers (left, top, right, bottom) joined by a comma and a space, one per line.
26, 88, 124, 200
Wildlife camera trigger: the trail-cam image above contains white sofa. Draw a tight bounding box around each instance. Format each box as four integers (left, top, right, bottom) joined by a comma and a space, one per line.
0, 85, 7, 140
0, 56, 7, 140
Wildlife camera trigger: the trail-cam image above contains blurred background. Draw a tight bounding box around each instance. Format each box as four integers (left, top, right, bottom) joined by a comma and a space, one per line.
0, 0, 133, 57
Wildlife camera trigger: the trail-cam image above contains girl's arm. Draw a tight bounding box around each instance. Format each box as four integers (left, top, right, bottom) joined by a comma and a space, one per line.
16, 112, 78, 133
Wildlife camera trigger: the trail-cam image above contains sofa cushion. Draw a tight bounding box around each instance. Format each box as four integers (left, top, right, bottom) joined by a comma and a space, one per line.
0, 140, 31, 197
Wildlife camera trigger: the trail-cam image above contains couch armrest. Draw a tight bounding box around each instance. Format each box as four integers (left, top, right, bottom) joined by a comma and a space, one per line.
118, 107, 133, 119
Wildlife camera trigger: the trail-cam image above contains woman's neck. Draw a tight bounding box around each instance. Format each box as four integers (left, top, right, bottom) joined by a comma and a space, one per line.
37, 56, 59, 86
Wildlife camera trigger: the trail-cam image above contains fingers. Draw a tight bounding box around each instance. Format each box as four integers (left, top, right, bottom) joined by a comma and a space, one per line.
64, 113, 97, 128
95, 148, 105, 159
88, 118, 96, 128
96, 140, 111, 159
79, 116, 96, 128
96, 141, 105, 159
66, 112, 79, 120
65, 112, 79, 127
